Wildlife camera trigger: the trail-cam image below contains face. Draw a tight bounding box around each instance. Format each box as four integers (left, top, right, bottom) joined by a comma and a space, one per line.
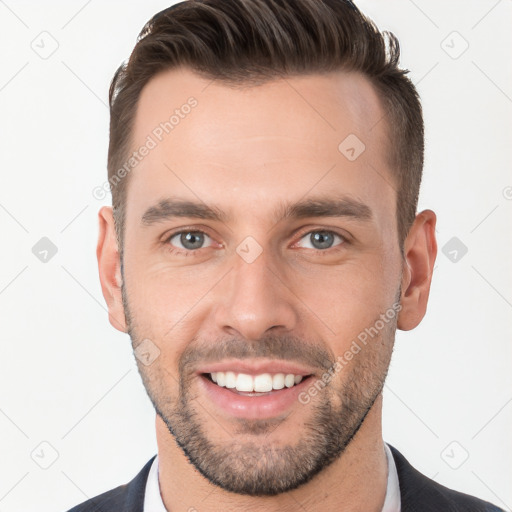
98, 67, 436, 496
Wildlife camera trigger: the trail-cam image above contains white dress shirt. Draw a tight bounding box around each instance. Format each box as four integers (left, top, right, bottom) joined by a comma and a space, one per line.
144, 442, 401, 511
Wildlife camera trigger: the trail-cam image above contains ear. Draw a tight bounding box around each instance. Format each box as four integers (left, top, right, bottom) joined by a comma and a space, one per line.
97, 206, 127, 333
397, 209, 437, 331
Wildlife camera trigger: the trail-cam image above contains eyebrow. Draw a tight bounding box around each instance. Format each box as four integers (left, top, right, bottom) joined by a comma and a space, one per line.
141, 199, 229, 226
279, 197, 372, 222
140, 196, 373, 227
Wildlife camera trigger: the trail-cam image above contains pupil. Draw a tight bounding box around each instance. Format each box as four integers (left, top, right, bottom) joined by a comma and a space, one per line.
181, 232, 204, 249
311, 231, 333, 250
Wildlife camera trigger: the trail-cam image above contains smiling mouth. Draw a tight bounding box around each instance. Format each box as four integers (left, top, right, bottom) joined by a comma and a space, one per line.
203, 371, 312, 396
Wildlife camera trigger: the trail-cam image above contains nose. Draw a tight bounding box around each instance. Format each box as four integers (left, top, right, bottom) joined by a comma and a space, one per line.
212, 246, 299, 341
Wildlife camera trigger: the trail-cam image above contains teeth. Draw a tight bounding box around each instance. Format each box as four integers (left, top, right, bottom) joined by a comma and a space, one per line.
272, 373, 285, 390
284, 374, 295, 388
225, 371, 236, 388
236, 373, 254, 392
216, 371, 226, 387
254, 373, 273, 392
209, 372, 305, 392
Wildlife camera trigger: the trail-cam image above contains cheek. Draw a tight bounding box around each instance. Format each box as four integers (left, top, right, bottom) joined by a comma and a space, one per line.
124, 255, 200, 317
136, 355, 182, 412
291, 254, 400, 351
123, 261, 219, 360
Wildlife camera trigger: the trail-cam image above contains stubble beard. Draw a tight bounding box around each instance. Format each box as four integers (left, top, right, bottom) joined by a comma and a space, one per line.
121, 282, 396, 496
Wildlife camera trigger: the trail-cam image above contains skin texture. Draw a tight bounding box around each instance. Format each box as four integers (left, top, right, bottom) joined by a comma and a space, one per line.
97, 67, 437, 511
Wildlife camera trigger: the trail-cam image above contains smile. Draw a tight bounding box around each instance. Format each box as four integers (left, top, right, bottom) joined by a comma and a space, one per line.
196, 361, 316, 420
207, 371, 304, 394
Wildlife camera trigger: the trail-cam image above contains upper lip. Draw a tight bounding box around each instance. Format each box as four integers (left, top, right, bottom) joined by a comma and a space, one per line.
196, 359, 316, 377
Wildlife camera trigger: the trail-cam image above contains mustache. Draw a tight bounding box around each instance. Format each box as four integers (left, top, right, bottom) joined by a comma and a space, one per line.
178, 333, 335, 375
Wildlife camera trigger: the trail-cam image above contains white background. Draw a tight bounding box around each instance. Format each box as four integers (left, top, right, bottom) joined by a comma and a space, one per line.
0, 1, 511, 510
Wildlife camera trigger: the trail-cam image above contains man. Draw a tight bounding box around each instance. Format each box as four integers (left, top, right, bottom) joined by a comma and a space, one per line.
67, 0, 503, 510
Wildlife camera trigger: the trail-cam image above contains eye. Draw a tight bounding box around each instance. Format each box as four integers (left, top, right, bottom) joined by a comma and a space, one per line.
296, 230, 345, 251
167, 230, 213, 251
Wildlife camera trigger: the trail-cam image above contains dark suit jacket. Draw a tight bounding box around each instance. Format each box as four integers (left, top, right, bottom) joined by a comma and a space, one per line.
66, 445, 504, 511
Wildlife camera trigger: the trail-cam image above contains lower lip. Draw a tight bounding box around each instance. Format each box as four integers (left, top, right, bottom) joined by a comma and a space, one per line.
198, 375, 312, 420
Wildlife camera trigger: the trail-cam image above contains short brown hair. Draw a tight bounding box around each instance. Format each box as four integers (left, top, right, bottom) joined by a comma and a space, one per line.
108, 0, 424, 255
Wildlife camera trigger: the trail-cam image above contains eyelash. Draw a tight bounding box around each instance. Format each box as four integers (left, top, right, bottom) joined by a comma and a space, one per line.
162, 227, 348, 257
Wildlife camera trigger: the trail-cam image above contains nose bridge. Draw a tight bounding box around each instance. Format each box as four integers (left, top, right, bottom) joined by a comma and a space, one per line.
214, 243, 298, 340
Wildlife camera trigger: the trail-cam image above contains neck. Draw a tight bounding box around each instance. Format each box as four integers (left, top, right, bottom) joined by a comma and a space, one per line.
156, 394, 388, 512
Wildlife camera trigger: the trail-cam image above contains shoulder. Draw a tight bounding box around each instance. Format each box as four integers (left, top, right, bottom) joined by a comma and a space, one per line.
389, 444, 504, 512
65, 455, 156, 512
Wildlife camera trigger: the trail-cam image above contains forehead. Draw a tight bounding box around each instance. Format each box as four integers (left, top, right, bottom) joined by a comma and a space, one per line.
126, 67, 395, 229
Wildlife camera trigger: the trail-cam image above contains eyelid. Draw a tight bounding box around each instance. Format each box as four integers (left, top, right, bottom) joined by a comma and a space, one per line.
291, 225, 351, 246
161, 228, 221, 257
168, 231, 214, 249
161, 225, 351, 253
291, 231, 345, 253
162, 226, 216, 243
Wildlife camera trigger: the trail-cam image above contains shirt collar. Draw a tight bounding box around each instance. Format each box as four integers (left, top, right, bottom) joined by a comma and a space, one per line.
382, 442, 401, 511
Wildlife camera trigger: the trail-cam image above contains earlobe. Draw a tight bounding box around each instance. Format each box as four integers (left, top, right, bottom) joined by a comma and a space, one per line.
96, 206, 128, 333
397, 209, 437, 331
